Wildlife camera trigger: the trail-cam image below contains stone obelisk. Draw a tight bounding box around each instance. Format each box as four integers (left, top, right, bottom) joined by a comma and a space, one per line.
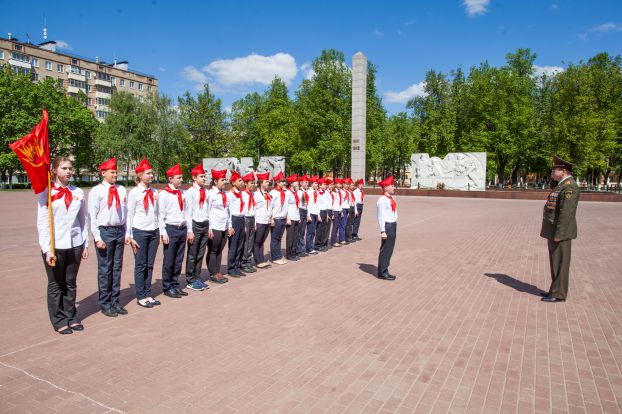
351, 52, 367, 183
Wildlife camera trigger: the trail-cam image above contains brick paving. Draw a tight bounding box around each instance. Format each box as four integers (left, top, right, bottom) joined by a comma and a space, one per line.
0, 190, 621, 413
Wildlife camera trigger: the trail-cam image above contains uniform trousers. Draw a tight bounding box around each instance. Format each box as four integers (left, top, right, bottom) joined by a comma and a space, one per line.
185, 220, 208, 284
378, 222, 397, 277
227, 215, 246, 273
96, 225, 125, 311
352, 204, 363, 237
133, 228, 159, 299
271, 218, 286, 260
208, 229, 227, 276
42, 245, 83, 330
162, 224, 186, 292
547, 239, 572, 300
253, 223, 270, 264
242, 216, 256, 268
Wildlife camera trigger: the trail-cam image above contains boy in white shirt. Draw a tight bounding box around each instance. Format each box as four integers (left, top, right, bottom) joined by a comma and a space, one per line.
185, 164, 210, 291
377, 176, 398, 281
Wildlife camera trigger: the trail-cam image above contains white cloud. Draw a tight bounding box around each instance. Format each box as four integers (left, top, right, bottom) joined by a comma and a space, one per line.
157, 66, 166, 72
55, 40, 72, 50
182, 65, 208, 84
300, 62, 315, 80
202, 53, 298, 86
581, 22, 622, 39
373, 28, 384, 37
532, 65, 564, 78
384, 82, 427, 104
462, 0, 490, 17
549, 4, 559, 11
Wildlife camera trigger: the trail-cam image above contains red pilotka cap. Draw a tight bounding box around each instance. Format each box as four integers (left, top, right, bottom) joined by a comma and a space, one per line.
166, 164, 183, 177
256, 172, 270, 181
378, 176, 394, 188
191, 164, 205, 176
273, 171, 285, 182
230, 171, 242, 183
99, 157, 117, 171
211, 169, 227, 180
134, 158, 152, 174
242, 172, 255, 182
286, 174, 299, 183
356, 178, 364, 185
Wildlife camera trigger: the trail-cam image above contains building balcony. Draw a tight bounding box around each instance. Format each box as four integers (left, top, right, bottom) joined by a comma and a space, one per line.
95, 78, 112, 87
67, 85, 86, 94
8, 59, 31, 69
68, 72, 86, 81
95, 91, 111, 99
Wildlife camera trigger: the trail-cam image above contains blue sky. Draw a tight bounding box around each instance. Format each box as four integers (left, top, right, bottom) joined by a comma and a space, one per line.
2, 0, 621, 114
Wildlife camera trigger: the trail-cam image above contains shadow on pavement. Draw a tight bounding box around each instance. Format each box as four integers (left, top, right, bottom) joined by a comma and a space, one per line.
485, 273, 547, 297
358, 263, 378, 278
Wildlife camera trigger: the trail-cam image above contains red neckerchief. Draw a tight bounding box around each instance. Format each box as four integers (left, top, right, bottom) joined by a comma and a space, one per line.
194, 184, 206, 208
361, 188, 365, 202
243, 188, 255, 210
313, 190, 317, 204
338, 190, 343, 205
278, 189, 285, 206
330, 192, 334, 204
163, 186, 183, 211
107, 184, 120, 209
262, 190, 271, 207
385, 193, 396, 213
348, 189, 355, 202
303, 190, 309, 204
289, 188, 299, 208
143, 187, 154, 212
231, 189, 244, 213
50, 183, 72, 210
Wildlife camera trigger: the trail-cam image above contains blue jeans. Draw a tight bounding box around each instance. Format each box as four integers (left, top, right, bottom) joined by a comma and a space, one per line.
132, 228, 159, 299
162, 224, 186, 292
339, 209, 348, 242
270, 218, 286, 260
297, 208, 308, 254
306, 214, 318, 252
96, 225, 125, 310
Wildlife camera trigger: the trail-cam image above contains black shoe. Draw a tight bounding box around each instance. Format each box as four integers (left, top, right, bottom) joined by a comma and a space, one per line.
539, 292, 550, 297
242, 266, 257, 273
377, 274, 396, 281
150, 299, 161, 306
137, 300, 154, 308
113, 305, 128, 315
541, 296, 565, 303
69, 323, 84, 331
176, 288, 188, 296
209, 275, 228, 284
286, 256, 300, 261
228, 271, 243, 277
298, 252, 309, 257
57, 327, 73, 335
101, 308, 118, 317
164, 290, 181, 298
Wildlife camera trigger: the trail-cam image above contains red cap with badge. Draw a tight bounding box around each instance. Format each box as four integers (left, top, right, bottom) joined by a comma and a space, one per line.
286, 173, 299, 183
256, 172, 270, 182
211, 169, 227, 180
273, 171, 285, 182
99, 157, 117, 171
135, 158, 152, 174
191, 164, 205, 176
243, 172, 255, 182
230, 171, 242, 183
378, 176, 394, 188
166, 163, 183, 177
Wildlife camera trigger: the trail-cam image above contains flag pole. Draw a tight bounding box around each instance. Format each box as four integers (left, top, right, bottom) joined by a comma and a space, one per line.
47, 170, 56, 267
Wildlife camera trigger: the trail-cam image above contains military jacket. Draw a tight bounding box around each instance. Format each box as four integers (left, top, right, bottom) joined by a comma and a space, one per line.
540, 177, 579, 240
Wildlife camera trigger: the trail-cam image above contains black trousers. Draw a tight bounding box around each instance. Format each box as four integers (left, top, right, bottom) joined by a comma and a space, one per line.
133, 228, 159, 299
227, 216, 246, 273
315, 210, 328, 250
42, 245, 83, 330
271, 218, 286, 260
286, 220, 300, 258
208, 229, 227, 276
254, 223, 270, 264
547, 239, 572, 300
378, 222, 397, 277
331, 210, 341, 244
352, 204, 363, 237
297, 209, 308, 254
242, 216, 256, 268
96, 225, 125, 311
346, 206, 355, 240
162, 224, 186, 292
185, 220, 209, 283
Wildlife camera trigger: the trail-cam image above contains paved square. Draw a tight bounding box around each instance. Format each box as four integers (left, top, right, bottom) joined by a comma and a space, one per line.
0, 191, 621, 413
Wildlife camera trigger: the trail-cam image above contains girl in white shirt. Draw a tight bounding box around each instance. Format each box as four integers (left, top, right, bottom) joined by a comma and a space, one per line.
377, 176, 398, 280
37, 157, 89, 334
126, 158, 160, 308
207, 169, 230, 283
253, 172, 272, 268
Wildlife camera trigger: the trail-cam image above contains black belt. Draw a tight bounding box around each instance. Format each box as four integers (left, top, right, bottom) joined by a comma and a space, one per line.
99, 225, 123, 230
166, 223, 187, 230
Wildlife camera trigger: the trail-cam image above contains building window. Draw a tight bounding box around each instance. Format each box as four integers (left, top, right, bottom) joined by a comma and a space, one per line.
58, 79, 64, 87
120, 79, 125, 87
110, 76, 116, 85
96, 85, 111, 93
0, 51, 4, 59
12, 66, 30, 76
96, 110, 109, 119
31, 58, 39, 67
45, 61, 52, 70
129, 81, 134, 89
85, 70, 91, 79
32, 73, 39, 81
87, 84, 92, 92
97, 97, 110, 106
147, 85, 152, 93
69, 79, 87, 89
138, 83, 143, 91
70, 65, 83, 75
57, 64, 64, 73
87, 98, 93, 106
11, 52, 29, 62
71, 59, 78, 65
97, 72, 111, 81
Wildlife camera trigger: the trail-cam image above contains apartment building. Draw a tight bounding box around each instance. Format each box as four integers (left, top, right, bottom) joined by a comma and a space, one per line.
0, 34, 158, 121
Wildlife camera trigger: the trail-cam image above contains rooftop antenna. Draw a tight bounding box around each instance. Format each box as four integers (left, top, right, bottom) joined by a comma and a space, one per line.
43, 15, 48, 41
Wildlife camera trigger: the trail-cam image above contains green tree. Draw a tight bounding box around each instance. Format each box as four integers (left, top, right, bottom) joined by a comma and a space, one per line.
230, 92, 265, 161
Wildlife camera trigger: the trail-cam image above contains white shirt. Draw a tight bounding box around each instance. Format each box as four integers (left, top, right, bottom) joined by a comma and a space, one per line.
297, 188, 308, 210
340, 189, 351, 209
331, 190, 342, 211
286, 188, 301, 221
353, 188, 364, 204
306, 188, 320, 215
157, 184, 187, 236
208, 186, 230, 231
37, 185, 89, 254
377, 194, 398, 232
126, 183, 158, 238
317, 190, 330, 211
185, 183, 209, 227
88, 181, 127, 242
254, 189, 272, 224
270, 188, 288, 219
242, 189, 256, 217
228, 188, 245, 220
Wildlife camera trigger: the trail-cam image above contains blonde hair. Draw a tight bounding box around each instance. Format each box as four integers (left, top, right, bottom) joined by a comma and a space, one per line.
51, 156, 72, 181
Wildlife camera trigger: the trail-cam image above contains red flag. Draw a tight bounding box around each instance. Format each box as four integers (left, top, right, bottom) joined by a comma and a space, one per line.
9, 110, 50, 194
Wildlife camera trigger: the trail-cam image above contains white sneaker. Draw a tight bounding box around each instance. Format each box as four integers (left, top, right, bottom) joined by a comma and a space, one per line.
273, 258, 288, 265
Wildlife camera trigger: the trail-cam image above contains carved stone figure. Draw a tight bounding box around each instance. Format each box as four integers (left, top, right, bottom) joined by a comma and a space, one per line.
411, 152, 487, 191
257, 156, 285, 177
